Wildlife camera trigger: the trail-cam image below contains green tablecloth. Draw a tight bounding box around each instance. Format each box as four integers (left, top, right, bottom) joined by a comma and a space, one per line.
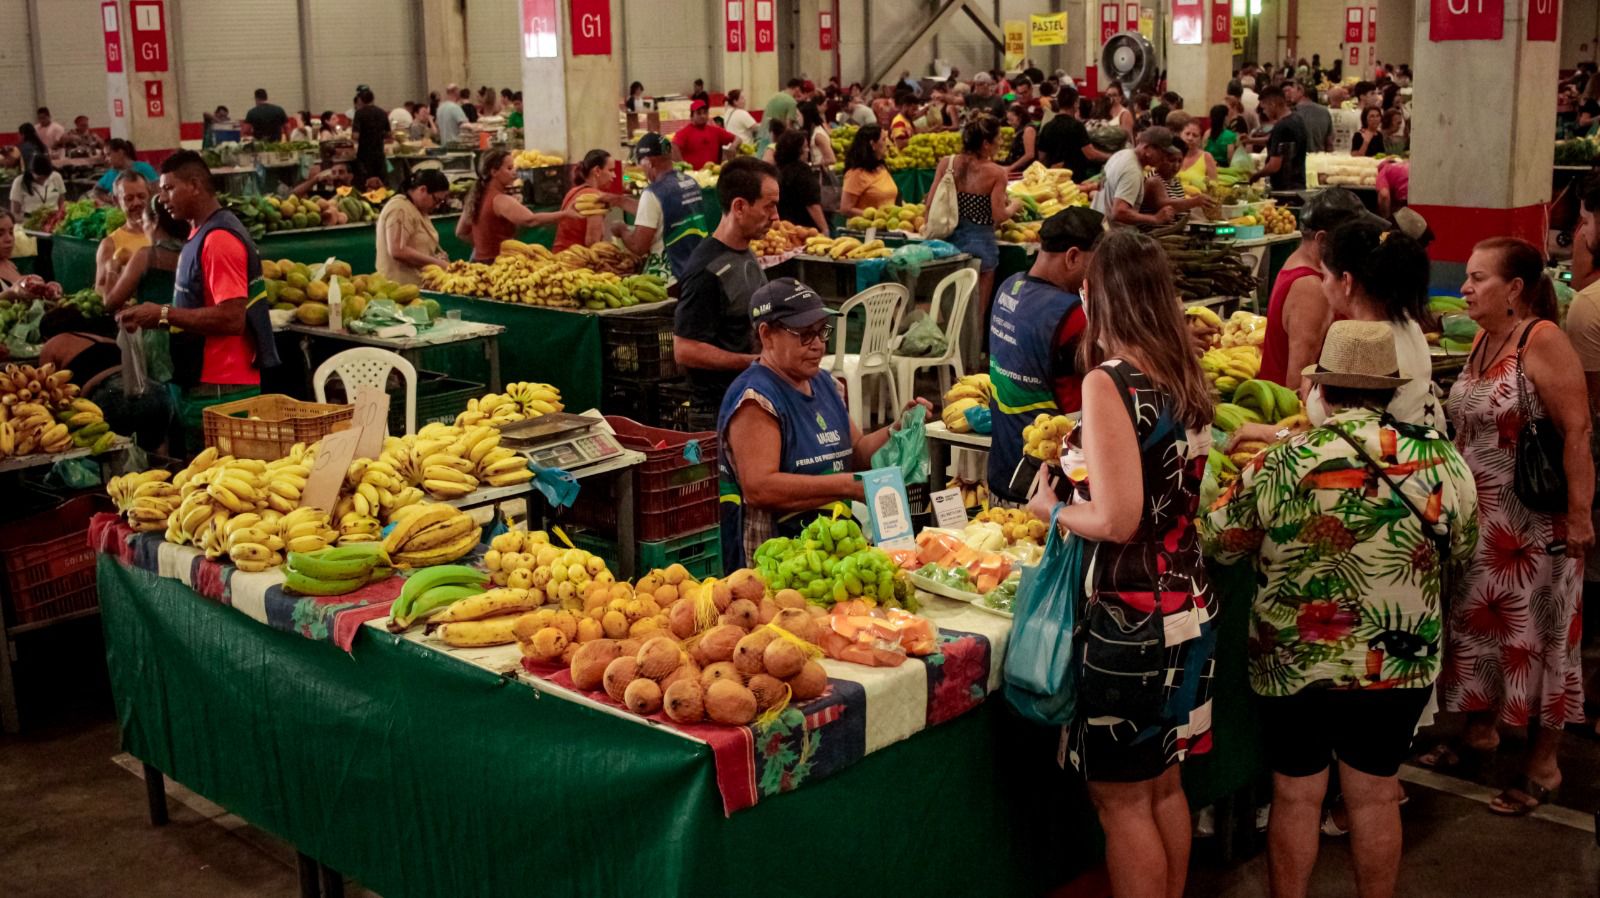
419, 292, 601, 411
99, 556, 1099, 897
891, 168, 937, 205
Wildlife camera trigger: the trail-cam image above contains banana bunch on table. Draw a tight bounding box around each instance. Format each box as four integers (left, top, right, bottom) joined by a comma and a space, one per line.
382, 502, 481, 568
803, 235, 893, 260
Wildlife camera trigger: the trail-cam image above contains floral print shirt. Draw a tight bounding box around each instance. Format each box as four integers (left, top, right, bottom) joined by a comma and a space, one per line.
1201, 409, 1479, 696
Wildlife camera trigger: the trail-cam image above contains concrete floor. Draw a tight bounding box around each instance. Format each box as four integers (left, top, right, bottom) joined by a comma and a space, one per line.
2, 616, 1597, 897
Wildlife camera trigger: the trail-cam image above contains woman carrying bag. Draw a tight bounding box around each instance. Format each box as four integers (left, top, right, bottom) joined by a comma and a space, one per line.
1022, 228, 1217, 898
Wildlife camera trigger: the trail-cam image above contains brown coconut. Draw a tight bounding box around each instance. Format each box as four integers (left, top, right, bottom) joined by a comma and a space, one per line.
602, 656, 639, 703
570, 640, 622, 691
701, 661, 742, 689
698, 624, 744, 663
658, 656, 701, 692
663, 679, 706, 723
772, 607, 819, 643
636, 636, 682, 679
705, 678, 758, 725
746, 673, 788, 710
616, 638, 643, 657
763, 637, 807, 679
601, 609, 629, 639
710, 579, 734, 612
757, 597, 779, 625
772, 588, 807, 610
668, 598, 700, 639
624, 677, 663, 715
733, 630, 777, 676
722, 598, 759, 631
788, 660, 828, 701
728, 568, 766, 603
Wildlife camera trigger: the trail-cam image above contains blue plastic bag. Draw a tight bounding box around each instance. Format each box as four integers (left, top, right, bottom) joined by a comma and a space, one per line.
1002, 503, 1083, 725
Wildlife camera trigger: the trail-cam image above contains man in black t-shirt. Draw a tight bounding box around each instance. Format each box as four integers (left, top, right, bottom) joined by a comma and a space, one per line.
1250, 86, 1307, 191
243, 89, 287, 142
1034, 85, 1110, 178
674, 157, 781, 412
351, 86, 389, 187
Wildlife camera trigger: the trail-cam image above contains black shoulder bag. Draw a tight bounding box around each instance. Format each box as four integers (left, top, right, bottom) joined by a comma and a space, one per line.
1511, 323, 1569, 515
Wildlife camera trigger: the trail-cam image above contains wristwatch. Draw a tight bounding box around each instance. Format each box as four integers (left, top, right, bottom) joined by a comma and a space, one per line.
158, 305, 170, 329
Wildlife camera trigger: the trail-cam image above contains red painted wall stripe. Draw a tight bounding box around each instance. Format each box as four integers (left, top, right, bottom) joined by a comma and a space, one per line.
1408, 202, 1548, 263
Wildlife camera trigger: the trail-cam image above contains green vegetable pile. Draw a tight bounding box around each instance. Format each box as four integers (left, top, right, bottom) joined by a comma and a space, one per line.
1555, 137, 1598, 166
753, 515, 915, 609
981, 572, 1021, 613
53, 199, 127, 239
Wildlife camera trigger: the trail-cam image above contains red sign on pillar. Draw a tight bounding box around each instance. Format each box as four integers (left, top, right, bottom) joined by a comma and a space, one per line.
1344, 7, 1364, 44
819, 10, 834, 50
754, 0, 774, 52
129, 0, 168, 72
101, 2, 123, 73
1367, 7, 1378, 41
1211, 0, 1229, 42
1101, 2, 1121, 41
570, 0, 611, 55
522, 0, 557, 57
1429, 0, 1503, 41
1348, 46, 1360, 66
1124, 3, 1138, 32
1528, 0, 1559, 41
145, 80, 165, 118
725, 0, 745, 52
1172, 0, 1203, 45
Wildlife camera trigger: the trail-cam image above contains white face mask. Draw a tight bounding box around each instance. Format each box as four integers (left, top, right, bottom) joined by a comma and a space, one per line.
1306, 384, 1329, 426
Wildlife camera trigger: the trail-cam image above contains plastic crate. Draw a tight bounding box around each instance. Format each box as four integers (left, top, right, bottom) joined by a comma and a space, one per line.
519, 164, 571, 207
1, 492, 113, 628
657, 380, 718, 433
203, 394, 353, 460
601, 309, 681, 383
567, 528, 620, 574
406, 373, 484, 431
638, 526, 722, 580
565, 415, 720, 542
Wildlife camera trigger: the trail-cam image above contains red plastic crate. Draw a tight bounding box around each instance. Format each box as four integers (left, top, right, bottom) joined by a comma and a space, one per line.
565, 416, 721, 542
1, 493, 113, 628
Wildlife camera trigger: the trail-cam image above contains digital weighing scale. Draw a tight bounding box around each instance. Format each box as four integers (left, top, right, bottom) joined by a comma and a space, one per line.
496, 413, 627, 473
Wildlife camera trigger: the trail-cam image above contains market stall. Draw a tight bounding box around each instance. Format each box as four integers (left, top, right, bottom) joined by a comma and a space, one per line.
277, 318, 506, 395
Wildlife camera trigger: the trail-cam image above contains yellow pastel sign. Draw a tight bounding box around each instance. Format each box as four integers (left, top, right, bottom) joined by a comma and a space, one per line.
1138, 8, 1154, 38
1232, 15, 1247, 54
1004, 20, 1026, 66
1030, 12, 1067, 46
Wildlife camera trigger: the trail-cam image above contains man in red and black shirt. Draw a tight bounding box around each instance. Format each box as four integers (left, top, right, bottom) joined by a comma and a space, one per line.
674, 100, 739, 171
117, 150, 277, 451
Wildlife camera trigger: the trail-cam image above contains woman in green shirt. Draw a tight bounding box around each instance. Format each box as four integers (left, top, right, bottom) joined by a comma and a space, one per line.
1204, 104, 1238, 168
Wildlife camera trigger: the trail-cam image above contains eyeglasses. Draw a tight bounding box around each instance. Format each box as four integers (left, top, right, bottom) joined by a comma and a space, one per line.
782, 324, 833, 345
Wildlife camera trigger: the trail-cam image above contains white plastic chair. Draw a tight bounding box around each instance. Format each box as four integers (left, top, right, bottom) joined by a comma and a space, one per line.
891, 267, 975, 404
819, 283, 908, 430
312, 347, 417, 436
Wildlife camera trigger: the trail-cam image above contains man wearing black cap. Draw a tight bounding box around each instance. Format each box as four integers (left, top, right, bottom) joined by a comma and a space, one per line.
673, 156, 779, 420
987, 207, 1103, 502
1091, 127, 1179, 227
716, 277, 930, 568
612, 133, 708, 280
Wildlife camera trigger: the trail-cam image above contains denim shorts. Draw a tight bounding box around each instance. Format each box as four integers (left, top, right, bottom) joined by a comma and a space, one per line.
949, 219, 999, 272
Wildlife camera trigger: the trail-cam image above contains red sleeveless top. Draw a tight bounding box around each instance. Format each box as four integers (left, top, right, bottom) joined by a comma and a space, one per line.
471, 181, 518, 262
1258, 265, 1321, 386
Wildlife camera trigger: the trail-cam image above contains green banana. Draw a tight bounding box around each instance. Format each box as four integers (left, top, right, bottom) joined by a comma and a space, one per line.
282, 568, 368, 596
287, 544, 388, 581
390, 564, 488, 630
389, 583, 482, 631
1271, 382, 1301, 418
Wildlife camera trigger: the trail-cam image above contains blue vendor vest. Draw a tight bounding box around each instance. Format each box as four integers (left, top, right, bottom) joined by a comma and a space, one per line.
171, 208, 278, 387
644, 171, 708, 280
716, 362, 854, 570
987, 273, 1080, 503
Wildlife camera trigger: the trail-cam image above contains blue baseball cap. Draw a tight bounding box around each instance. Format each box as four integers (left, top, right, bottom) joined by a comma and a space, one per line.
749, 278, 839, 329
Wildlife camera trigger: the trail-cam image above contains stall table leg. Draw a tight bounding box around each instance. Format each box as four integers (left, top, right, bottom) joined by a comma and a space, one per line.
615, 469, 636, 580
142, 762, 168, 825
296, 853, 321, 898
484, 336, 502, 392
928, 437, 950, 491
318, 863, 345, 898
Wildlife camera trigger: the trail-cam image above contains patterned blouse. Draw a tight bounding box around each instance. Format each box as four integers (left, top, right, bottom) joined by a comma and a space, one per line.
1201, 409, 1479, 696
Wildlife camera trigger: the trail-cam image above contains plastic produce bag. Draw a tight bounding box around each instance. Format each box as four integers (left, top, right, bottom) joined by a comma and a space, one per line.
4, 299, 45, 357
871, 404, 929, 487
963, 404, 992, 435
118, 326, 149, 397
894, 312, 948, 357
1002, 502, 1083, 725
47, 457, 104, 489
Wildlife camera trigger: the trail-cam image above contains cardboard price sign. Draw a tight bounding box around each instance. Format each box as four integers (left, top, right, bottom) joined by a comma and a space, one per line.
1429, 0, 1503, 41
302, 427, 361, 514
351, 387, 391, 460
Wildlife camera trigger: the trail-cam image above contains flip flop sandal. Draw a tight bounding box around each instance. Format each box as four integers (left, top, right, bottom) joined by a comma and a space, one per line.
1415, 741, 1495, 777
1487, 779, 1556, 817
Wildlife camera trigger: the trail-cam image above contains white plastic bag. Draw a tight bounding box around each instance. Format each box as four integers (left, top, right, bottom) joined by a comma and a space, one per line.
119, 326, 149, 398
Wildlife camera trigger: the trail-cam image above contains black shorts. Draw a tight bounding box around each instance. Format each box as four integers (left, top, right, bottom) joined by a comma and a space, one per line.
1257, 687, 1433, 778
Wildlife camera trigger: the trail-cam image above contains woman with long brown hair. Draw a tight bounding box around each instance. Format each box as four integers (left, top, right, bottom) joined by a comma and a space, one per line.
1026, 228, 1216, 898
1423, 237, 1595, 816
455, 149, 576, 263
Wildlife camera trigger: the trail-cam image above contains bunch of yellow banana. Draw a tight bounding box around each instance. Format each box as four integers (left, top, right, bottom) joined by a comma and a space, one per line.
1200, 346, 1262, 399
0, 361, 78, 407
944, 373, 992, 406
802, 235, 893, 260
1219, 311, 1267, 348
498, 239, 555, 263
262, 443, 314, 514
342, 455, 423, 520
1021, 413, 1075, 461
573, 192, 608, 216
108, 470, 179, 532
560, 241, 638, 276
419, 261, 494, 296
337, 511, 383, 545
1185, 305, 1223, 350
512, 150, 564, 169
0, 401, 71, 456
220, 512, 286, 573
281, 507, 341, 554
455, 382, 564, 427
382, 502, 480, 568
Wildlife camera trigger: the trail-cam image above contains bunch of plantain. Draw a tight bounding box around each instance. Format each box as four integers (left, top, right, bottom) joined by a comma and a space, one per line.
454, 382, 564, 428
387, 564, 490, 631
282, 543, 393, 595
803, 235, 893, 260
382, 502, 481, 568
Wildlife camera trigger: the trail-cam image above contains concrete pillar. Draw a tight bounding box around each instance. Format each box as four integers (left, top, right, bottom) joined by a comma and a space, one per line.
419, 0, 469, 92
1372, 0, 1413, 67
1165, 15, 1231, 111
521, 0, 625, 160
711, 0, 779, 104
795, 0, 836, 87
104, 0, 180, 154
1409, 1, 1558, 268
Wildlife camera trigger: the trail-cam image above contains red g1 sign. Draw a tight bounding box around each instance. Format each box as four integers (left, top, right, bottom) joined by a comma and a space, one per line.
1211, 0, 1229, 43
145, 79, 164, 117
570, 0, 610, 55
1101, 2, 1120, 42
819, 10, 833, 50
1172, 0, 1203, 45
1528, 0, 1558, 41
1345, 7, 1363, 44
754, 0, 774, 52
1367, 6, 1378, 41
101, 2, 122, 73
1430, 0, 1503, 41
1124, 3, 1138, 31
521, 0, 557, 57
725, 0, 745, 52
129, 0, 167, 73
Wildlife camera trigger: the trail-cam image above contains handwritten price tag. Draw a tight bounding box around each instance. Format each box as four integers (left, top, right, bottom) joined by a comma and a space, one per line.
302, 426, 360, 513
351, 386, 390, 459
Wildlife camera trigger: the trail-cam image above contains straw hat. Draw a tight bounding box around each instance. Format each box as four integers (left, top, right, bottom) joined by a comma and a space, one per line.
1301, 320, 1409, 389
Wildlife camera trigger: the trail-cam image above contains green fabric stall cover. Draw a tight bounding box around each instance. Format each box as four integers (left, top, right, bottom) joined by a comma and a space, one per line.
1181, 560, 1266, 806
51, 234, 99, 292
418, 292, 601, 411
701, 185, 722, 231
99, 557, 1097, 898
891, 168, 936, 205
